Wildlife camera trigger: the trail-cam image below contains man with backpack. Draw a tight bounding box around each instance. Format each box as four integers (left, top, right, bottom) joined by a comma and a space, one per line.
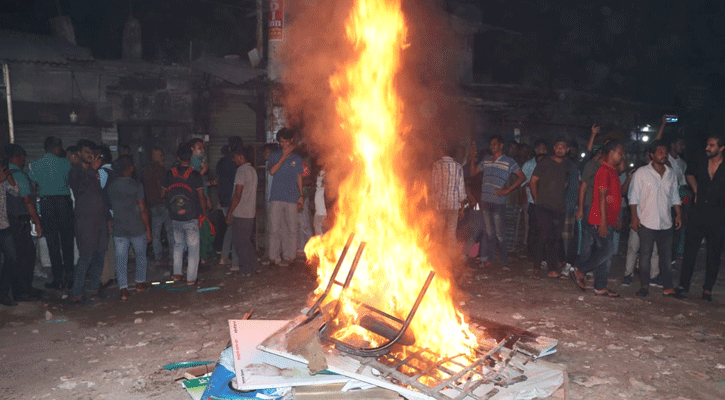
163, 143, 206, 286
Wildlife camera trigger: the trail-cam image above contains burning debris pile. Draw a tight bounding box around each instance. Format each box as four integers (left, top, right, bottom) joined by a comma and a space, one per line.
179, 238, 564, 400
182, 0, 566, 398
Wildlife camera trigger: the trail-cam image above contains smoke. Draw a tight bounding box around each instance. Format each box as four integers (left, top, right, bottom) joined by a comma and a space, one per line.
281, 0, 472, 183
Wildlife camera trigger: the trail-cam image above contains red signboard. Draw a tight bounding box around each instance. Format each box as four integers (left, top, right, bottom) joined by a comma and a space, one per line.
269, 0, 284, 41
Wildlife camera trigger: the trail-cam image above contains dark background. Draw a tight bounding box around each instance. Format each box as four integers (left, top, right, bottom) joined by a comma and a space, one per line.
2, 0, 724, 108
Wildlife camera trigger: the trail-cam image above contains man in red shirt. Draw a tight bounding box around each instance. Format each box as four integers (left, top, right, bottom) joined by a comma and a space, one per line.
572, 140, 624, 297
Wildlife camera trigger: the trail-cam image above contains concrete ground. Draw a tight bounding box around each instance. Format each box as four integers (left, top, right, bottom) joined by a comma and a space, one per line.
1, 247, 724, 400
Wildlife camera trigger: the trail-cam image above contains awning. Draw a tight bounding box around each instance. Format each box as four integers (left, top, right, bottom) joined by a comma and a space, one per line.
190, 56, 266, 86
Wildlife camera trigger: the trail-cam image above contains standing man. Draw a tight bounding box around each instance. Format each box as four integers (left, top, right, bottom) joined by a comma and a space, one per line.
521, 140, 547, 259
28, 136, 74, 290
267, 128, 304, 267
469, 134, 525, 267
68, 140, 109, 303
576, 147, 604, 265
560, 141, 582, 276
431, 146, 466, 245
6, 144, 43, 302
0, 161, 20, 306
163, 144, 206, 285
143, 146, 173, 263
530, 138, 572, 278
225, 146, 259, 275
189, 138, 211, 212
571, 140, 624, 298
217, 137, 243, 268
108, 156, 152, 300
675, 134, 725, 301
628, 140, 681, 297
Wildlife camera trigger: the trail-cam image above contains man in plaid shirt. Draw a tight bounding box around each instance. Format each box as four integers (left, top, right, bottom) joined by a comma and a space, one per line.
432, 147, 466, 245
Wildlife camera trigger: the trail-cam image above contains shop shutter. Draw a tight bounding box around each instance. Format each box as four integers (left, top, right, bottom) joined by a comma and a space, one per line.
208, 94, 257, 175
14, 124, 102, 163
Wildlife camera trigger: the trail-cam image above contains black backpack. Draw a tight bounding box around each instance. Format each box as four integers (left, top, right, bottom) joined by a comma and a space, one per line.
166, 167, 197, 221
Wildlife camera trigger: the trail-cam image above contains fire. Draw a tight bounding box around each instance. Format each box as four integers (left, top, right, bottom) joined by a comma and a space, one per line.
304, 0, 478, 360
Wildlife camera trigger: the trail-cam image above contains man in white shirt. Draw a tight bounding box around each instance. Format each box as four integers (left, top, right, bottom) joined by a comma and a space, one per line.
629, 140, 682, 297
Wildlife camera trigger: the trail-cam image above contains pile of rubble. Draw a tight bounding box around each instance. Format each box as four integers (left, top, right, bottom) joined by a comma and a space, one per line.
172, 309, 566, 400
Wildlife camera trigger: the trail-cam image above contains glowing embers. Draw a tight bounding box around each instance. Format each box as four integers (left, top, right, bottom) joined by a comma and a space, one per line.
357, 335, 529, 400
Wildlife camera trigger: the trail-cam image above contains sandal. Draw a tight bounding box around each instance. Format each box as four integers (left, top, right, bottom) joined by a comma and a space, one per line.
547, 270, 562, 279
570, 269, 587, 291
186, 280, 197, 286
594, 288, 620, 298
172, 274, 183, 282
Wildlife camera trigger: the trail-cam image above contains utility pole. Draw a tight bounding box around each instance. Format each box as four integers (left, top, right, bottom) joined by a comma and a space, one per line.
256, 0, 264, 59
266, 0, 286, 143
2, 63, 14, 144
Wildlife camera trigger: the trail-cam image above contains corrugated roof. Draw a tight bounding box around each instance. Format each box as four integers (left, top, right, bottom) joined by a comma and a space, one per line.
0, 30, 94, 64
190, 56, 266, 86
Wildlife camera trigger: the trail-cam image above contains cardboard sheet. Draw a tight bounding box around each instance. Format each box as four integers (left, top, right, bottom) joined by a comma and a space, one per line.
228, 319, 350, 391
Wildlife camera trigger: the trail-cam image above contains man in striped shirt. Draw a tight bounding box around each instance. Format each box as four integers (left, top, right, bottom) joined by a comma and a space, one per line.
431, 148, 466, 245
470, 135, 526, 266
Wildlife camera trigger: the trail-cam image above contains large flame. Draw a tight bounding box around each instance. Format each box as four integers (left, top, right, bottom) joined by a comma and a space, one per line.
304, 0, 477, 360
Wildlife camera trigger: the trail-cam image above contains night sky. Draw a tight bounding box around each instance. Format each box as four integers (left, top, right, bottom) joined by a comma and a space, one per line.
2, 0, 724, 108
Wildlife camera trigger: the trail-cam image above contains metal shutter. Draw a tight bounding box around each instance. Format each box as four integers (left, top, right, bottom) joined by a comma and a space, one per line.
14, 124, 101, 163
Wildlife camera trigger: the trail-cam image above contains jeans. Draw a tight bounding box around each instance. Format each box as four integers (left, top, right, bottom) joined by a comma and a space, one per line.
172, 219, 200, 282
0, 227, 17, 296
232, 217, 259, 274
576, 224, 614, 290
220, 207, 239, 265
534, 207, 564, 271
269, 201, 298, 263
114, 235, 148, 290
39, 195, 75, 285
150, 205, 174, 260
678, 209, 725, 292
625, 228, 659, 278
480, 202, 507, 262
638, 226, 673, 290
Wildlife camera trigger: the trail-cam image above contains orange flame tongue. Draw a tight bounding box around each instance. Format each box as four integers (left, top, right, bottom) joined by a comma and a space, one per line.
305, 0, 477, 359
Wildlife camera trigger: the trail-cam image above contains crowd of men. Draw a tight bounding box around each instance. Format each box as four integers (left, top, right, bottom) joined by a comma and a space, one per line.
1, 120, 722, 306
0, 134, 264, 306
433, 117, 725, 300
